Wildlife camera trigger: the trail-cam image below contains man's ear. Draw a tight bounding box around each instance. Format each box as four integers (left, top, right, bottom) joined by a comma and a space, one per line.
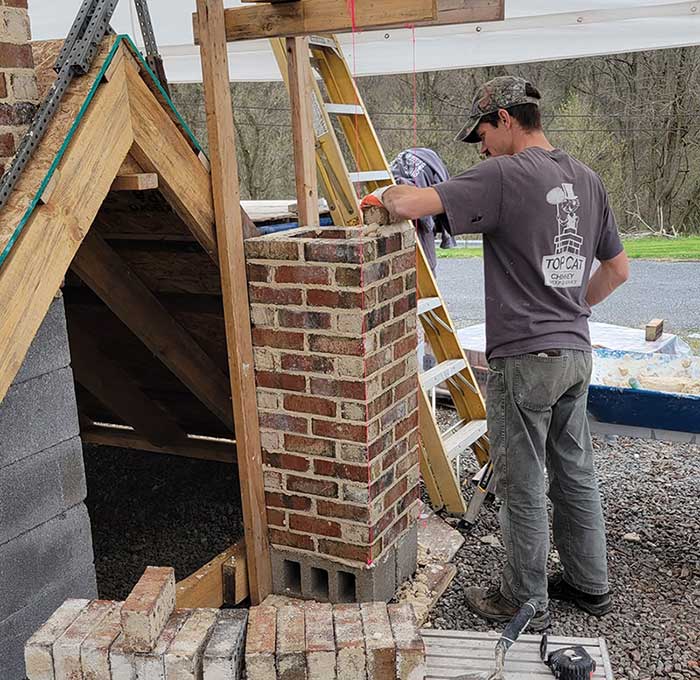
498, 108, 511, 128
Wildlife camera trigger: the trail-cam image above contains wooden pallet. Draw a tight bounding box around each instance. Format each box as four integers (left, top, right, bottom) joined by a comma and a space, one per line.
422, 629, 614, 679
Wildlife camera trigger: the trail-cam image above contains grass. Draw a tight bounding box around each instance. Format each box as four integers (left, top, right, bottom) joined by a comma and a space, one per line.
436, 236, 700, 261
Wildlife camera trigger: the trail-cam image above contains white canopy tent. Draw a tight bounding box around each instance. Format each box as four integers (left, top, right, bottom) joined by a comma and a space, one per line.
29, 1, 700, 81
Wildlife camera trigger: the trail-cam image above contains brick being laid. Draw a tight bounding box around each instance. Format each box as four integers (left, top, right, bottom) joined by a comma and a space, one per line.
133, 608, 191, 680
245, 606, 277, 680
80, 603, 123, 680
304, 602, 335, 680
120, 566, 176, 653
24, 599, 90, 680
164, 607, 218, 680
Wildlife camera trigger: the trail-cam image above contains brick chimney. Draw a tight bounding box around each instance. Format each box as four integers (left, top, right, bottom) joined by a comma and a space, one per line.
0, 0, 39, 176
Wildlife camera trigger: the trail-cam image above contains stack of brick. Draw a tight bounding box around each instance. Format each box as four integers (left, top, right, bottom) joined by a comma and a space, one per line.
24, 566, 248, 680
245, 600, 425, 680
0, 0, 39, 175
245, 224, 421, 603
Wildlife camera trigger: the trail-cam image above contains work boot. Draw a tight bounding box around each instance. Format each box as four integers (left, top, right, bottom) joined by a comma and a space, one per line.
548, 573, 613, 617
464, 585, 550, 632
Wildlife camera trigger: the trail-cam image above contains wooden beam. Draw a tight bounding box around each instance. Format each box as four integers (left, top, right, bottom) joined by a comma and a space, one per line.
223, 547, 249, 606
176, 539, 246, 608
69, 319, 187, 447
196, 0, 272, 605
0, 57, 133, 403
194, 0, 505, 43
110, 173, 159, 192
70, 230, 235, 431
286, 37, 319, 228
81, 424, 236, 464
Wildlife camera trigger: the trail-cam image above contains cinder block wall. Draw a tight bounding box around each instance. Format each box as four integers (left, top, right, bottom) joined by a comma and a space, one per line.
0, 296, 98, 679
0, 0, 39, 175
245, 224, 420, 603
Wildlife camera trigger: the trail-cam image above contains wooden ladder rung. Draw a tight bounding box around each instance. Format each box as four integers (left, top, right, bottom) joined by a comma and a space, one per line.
325, 103, 364, 115
349, 170, 392, 183
444, 419, 488, 461
420, 358, 467, 392
417, 296, 442, 316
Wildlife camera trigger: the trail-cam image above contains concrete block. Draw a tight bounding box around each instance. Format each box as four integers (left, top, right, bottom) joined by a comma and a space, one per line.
14, 297, 71, 385
387, 604, 425, 680
2, 566, 96, 680
24, 599, 90, 680
333, 604, 366, 680
394, 523, 418, 587
202, 609, 248, 680
0, 436, 87, 545
245, 606, 277, 680
81, 603, 123, 680
164, 608, 218, 680
134, 608, 191, 680
0, 367, 80, 469
276, 606, 306, 680
53, 600, 114, 680
121, 566, 176, 653
304, 602, 335, 680
360, 603, 395, 680
0, 503, 96, 620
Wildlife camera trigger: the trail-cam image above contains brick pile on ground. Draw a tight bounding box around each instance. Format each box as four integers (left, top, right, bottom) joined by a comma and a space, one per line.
24, 566, 248, 680
245, 600, 425, 680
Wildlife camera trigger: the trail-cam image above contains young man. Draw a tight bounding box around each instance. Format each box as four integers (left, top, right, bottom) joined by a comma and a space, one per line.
363, 76, 629, 629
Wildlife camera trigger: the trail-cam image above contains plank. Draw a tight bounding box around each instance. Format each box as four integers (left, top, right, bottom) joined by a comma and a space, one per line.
110, 173, 159, 191
0, 48, 132, 403
70, 230, 235, 431
196, 0, 272, 605
286, 36, 319, 229
222, 547, 249, 606
176, 539, 246, 608
68, 318, 188, 447
81, 424, 236, 464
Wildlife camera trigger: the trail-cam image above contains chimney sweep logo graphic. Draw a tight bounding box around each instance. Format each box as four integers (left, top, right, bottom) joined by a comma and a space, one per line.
542, 183, 586, 288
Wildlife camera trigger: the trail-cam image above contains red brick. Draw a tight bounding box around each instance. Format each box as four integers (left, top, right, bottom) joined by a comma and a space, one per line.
396, 482, 420, 515
380, 438, 407, 472
267, 507, 285, 526
306, 288, 363, 309
245, 240, 300, 260
367, 389, 393, 420
368, 431, 393, 461
312, 418, 366, 443
395, 409, 418, 440
314, 459, 368, 483
309, 334, 364, 356
3, 0, 28, 7
377, 233, 403, 256
287, 475, 338, 498
0, 74, 6, 99
247, 263, 271, 282
370, 468, 394, 498
365, 303, 391, 330
317, 499, 369, 522
264, 451, 310, 472
281, 353, 334, 374
393, 334, 417, 360
318, 539, 371, 562
278, 309, 331, 330
284, 393, 336, 418
395, 448, 419, 479
380, 318, 405, 346
277, 606, 306, 680
381, 400, 408, 431
252, 327, 304, 350
393, 291, 417, 316
383, 476, 408, 511
256, 371, 306, 392
289, 513, 342, 537
334, 266, 362, 287
249, 285, 302, 305
371, 506, 395, 537
380, 360, 407, 390
387, 604, 425, 680
0, 42, 33, 68
361, 603, 396, 679
382, 512, 409, 548
392, 250, 416, 275
365, 348, 393, 376
311, 377, 366, 400
259, 412, 308, 434
0, 132, 14, 157
305, 241, 364, 263
276, 264, 331, 284
334, 604, 367, 678
246, 606, 277, 679
284, 433, 336, 458
405, 270, 417, 290
266, 491, 312, 511
394, 374, 417, 401
379, 277, 403, 302
305, 602, 336, 679
269, 527, 315, 551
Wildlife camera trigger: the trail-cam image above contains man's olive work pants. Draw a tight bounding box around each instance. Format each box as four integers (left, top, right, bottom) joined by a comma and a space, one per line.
486, 350, 609, 611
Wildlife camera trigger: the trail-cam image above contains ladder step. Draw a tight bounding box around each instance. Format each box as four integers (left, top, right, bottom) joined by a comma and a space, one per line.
349, 170, 393, 183
417, 296, 442, 316
444, 419, 488, 461
325, 103, 365, 115
420, 359, 467, 392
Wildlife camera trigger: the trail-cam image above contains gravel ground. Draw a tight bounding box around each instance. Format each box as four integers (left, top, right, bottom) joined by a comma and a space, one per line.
429, 406, 700, 680
83, 444, 243, 601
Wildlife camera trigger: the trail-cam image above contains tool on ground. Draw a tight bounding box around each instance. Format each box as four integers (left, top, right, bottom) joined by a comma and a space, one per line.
270, 34, 492, 519
0, 0, 167, 212
541, 635, 597, 679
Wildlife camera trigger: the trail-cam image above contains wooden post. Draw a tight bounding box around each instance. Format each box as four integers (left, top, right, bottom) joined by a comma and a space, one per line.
286, 36, 319, 228
196, 0, 272, 604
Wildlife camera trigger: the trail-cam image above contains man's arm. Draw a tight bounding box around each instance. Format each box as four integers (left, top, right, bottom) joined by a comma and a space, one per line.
586, 250, 629, 306
378, 185, 444, 221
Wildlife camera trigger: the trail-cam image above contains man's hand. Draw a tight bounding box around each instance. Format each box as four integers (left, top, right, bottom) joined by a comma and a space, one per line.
360, 187, 398, 226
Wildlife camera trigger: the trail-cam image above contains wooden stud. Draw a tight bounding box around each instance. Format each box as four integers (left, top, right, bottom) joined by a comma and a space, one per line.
38, 170, 60, 205
176, 539, 247, 608
286, 37, 319, 229
110, 173, 159, 192
196, 0, 272, 604
223, 544, 249, 606
70, 230, 235, 431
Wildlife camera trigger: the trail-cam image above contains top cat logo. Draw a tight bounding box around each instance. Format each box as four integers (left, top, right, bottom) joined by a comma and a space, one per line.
542, 183, 586, 288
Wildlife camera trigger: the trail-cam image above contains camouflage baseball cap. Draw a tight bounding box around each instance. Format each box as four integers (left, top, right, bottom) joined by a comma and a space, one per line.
455, 76, 541, 143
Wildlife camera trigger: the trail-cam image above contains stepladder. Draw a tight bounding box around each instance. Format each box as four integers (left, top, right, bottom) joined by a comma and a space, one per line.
271, 33, 493, 520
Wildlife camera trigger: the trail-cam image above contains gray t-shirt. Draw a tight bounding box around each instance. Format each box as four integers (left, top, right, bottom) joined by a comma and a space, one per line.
434, 147, 623, 360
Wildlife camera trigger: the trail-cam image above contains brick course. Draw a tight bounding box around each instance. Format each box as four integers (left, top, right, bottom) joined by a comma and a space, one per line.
246, 225, 420, 593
